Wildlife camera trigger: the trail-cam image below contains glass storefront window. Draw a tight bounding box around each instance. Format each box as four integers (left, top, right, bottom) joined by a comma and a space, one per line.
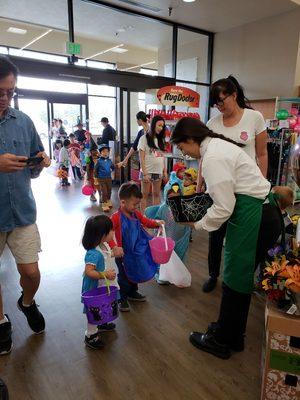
17, 76, 86, 94
88, 96, 116, 137
0, 46, 8, 54
177, 29, 209, 84
88, 84, 116, 97
73, 0, 173, 78
9, 48, 68, 63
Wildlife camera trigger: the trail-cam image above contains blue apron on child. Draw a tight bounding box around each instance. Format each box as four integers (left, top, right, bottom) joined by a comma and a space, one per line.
121, 213, 158, 283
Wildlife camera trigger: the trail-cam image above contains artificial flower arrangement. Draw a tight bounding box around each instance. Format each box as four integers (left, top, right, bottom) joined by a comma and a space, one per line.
259, 240, 300, 315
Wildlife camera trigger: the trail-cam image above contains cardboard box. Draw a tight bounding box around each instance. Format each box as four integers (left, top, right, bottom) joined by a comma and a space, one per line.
261, 303, 300, 400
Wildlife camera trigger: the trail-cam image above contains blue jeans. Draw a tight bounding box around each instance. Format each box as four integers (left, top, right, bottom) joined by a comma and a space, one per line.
116, 259, 138, 300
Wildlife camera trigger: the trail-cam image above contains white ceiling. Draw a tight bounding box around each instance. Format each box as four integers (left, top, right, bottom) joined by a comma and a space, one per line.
0, 0, 298, 43
94, 0, 299, 32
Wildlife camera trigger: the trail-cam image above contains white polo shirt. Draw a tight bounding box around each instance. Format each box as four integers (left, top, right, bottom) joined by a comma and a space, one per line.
195, 137, 270, 232
207, 109, 266, 161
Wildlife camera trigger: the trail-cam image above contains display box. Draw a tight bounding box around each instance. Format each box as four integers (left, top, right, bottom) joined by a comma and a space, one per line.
261, 303, 300, 399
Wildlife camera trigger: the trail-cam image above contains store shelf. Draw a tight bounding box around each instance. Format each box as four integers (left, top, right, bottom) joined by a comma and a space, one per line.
277, 97, 300, 103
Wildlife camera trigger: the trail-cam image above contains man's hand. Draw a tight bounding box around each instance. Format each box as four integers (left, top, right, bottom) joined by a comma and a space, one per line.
36, 151, 51, 168
111, 246, 124, 258
0, 153, 27, 173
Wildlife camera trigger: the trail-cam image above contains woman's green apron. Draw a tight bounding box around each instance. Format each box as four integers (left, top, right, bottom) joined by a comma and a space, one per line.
223, 193, 277, 294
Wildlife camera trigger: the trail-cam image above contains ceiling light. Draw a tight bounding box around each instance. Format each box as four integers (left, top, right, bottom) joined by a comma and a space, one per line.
182, 0, 196, 2
84, 44, 124, 61
111, 47, 128, 53
20, 29, 53, 50
7, 27, 27, 35
121, 61, 155, 71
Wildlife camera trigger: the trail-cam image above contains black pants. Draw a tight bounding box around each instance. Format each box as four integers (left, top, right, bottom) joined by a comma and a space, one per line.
208, 222, 228, 279
72, 166, 82, 180
116, 259, 138, 300
215, 203, 283, 345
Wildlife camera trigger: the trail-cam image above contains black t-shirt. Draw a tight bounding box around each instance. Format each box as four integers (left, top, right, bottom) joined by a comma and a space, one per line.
74, 129, 86, 143
99, 125, 116, 144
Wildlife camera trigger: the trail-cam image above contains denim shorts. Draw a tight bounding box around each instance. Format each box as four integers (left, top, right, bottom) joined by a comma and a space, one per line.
139, 172, 162, 182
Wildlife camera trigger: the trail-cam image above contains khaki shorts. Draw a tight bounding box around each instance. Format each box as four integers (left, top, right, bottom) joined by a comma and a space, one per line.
0, 224, 41, 264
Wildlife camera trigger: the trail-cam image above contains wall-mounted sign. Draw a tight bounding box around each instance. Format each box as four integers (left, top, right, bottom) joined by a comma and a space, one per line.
156, 86, 200, 108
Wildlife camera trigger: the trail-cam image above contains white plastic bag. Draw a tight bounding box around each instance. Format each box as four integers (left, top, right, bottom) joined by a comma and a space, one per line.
159, 251, 191, 288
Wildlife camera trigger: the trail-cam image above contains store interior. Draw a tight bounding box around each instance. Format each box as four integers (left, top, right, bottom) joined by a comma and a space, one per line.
0, 0, 300, 399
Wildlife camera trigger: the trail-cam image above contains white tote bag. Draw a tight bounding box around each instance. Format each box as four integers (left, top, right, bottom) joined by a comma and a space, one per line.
159, 251, 191, 288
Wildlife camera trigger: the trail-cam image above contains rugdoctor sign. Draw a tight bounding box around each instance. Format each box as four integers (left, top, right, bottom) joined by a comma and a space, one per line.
157, 86, 200, 107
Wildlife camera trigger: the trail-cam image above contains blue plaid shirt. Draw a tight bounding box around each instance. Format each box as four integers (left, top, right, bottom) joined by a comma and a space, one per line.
0, 107, 44, 232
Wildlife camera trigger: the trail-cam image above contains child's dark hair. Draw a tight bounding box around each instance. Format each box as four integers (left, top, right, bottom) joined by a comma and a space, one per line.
63, 139, 70, 147
210, 75, 253, 109
118, 182, 143, 200
54, 139, 62, 149
146, 115, 166, 151
82, 215, 113, 250
69, 133, 75, 139
171, 117, 245, 148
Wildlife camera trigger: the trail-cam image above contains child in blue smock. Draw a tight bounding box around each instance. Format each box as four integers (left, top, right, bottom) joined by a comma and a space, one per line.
82, 215, 119, 350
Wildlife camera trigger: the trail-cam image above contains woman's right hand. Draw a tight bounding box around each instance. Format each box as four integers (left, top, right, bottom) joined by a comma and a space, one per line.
105, 269, 116, 281
143, 173, 151, 183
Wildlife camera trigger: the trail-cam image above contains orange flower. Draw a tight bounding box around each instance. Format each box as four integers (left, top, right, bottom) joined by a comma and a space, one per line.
285, 265, 300, 293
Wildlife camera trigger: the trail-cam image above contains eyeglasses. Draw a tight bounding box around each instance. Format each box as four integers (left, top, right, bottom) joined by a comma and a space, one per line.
0, 89, 15, 99
213, 93, 231, 107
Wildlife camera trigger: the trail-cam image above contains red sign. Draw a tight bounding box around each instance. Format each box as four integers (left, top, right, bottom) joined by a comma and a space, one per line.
149, 109, 200, 121
157, 86, 200, 108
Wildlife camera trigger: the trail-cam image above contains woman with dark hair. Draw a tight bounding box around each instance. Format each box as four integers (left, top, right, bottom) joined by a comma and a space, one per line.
138, 115, 168, 212
117, 111, 150, 168
201, 75, 268, 293
171, 117, 281, 359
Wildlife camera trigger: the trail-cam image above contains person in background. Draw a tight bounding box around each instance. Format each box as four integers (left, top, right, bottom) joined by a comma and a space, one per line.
59, 139, 71, 186
74, 122, 86, 143
117, 111, 150, 168
69, 133, 82, 180
53, 139, 62, 164
200, 75, 268, 293
56, 119, 67, 140
0, 56, 51, 355
98, 117, 116, 145
94, 144, 115, 212
84, 131, 98, 202
138, 115, 168, 213
80, 143, 88, 173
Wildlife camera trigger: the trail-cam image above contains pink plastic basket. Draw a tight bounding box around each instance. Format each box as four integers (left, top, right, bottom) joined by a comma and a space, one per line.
150, 225, 175, 264
82, 184, 94, 196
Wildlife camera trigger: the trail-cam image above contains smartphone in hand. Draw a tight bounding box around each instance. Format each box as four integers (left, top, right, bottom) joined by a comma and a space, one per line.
25, 156, 44, 167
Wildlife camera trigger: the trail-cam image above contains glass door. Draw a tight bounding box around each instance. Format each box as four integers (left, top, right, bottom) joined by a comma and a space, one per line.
18, 98, 50, 153
51, 103, 86, 135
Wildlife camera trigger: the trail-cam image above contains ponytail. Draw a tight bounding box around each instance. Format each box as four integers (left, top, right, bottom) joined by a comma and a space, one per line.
206, 129, 245, 147
210, 75, 253, 110
171, 117, 245, 148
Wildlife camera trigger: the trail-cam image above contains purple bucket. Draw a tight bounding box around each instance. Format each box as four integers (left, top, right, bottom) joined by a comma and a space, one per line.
82, 286, 119, 325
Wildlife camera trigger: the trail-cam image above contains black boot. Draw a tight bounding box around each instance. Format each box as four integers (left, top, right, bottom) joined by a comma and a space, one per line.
189, 325, 231, 359
202, 277, 217, 293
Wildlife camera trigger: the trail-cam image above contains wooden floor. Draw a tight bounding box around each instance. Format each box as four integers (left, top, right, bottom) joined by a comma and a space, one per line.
0, 167, 265, 400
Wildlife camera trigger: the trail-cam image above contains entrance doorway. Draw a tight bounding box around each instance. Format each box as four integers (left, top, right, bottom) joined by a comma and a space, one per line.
16, 90, 88, 157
